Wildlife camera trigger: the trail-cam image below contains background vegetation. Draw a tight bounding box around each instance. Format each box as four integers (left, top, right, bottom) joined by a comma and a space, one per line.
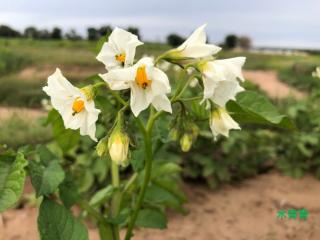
1, 33, 320, 190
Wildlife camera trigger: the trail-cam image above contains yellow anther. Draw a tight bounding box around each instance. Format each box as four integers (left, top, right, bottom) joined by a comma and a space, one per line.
115, 53, 126, 63
135, 65, 152, 89
72, 97, 85, 115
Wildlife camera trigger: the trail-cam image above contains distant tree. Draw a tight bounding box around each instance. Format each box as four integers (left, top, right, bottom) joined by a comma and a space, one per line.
51, 27, 62, 39
238, 36, 252, 50
224, 34, 238, 49
99, 25, 112, 38
167, 33, 185, 47
65, 29, 82, 40
24, 26, 38, 39
87, 27, 99, 41
0, 25, 21, 38
37, 29, 51, 39
127, 27, 141, 39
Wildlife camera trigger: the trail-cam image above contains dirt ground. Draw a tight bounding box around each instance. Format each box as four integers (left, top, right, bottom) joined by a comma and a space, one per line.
243, 70, 306, 99
0, 107, 45, 120
1, 171, 320, 240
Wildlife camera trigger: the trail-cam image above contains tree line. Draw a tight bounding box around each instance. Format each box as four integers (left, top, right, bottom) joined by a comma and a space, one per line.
167, 33, 252, 50
0, 24, 251, 49
0, 25, 140, 41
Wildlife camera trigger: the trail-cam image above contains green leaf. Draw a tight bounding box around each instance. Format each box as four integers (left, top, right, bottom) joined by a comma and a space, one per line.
136, 208, 167, 229
226, 91, 295, 130
29, 160, 65, 197
46, 110, 80, 153
59, 175, 80, 208
89, 185, 113, 206
152, 162, 182, 179
0, 152, 27, 212
131, 148, 145, 172
38, 199, 89, 240
37, 145, 57, 165
144, 184, 180, 208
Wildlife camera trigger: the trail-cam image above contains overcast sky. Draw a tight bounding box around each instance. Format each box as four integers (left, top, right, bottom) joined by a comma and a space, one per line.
1, 0, 320, 49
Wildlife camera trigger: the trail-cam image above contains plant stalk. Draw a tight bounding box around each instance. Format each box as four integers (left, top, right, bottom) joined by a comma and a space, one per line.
124, 115, 156, 240
110, 162, 121, 240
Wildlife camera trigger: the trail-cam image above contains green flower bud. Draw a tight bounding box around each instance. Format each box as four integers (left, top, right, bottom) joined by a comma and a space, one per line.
80, 85, 96, 101
180, 133, 193, 152
169, 128, 179, 141
96, 136, 108, 157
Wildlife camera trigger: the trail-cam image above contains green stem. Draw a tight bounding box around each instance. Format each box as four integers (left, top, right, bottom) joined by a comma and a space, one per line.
123, 173, 138, 193
110, 162, 121, 240
93, 81, 128, 106
177, 96, 203, 102
79, 200, 115, 239
93, 82, 107, 88
124, 111, 160, 240
171, 74, 195, 102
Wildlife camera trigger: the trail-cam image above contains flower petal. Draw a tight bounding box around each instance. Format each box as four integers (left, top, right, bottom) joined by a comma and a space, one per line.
210, 108, 240, 138
130, 84, 151, 117
125, 39, 143, 66
99, 67, 134, 90
180, 44, 221, 58
150, 67, 171, 95
96, 42, 120, 70
152, 95, 172, 113
214, 57, 246, 82
211, 80, 244, 107
178, 24, 207, 49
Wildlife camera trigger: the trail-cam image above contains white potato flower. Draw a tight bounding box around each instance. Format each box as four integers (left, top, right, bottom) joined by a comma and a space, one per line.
96, 27, 143, 71
210, 108, 240, 138
165, 24, 221, 62
200, 57, 246, 107
43, 68, 100, 141
100, 57, 172, 117
312, 67, 320, 79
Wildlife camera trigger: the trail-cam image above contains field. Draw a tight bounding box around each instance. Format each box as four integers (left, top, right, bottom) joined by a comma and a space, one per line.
1, 38, 320, 240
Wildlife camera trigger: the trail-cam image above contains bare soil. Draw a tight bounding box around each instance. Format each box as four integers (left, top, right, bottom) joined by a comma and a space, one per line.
17, 65, 104, 82
244, 70, 306, 99
0, 107, 45, 120
1, 171, 320, 240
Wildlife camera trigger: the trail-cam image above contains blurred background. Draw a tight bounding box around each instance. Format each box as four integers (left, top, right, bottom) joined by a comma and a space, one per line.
1, 0, 320, 239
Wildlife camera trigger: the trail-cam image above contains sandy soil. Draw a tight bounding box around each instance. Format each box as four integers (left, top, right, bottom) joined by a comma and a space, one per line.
244, 70, 306, 99
18, 65, 104, 82
0, 107, 45, 120
1, 171, 320, 240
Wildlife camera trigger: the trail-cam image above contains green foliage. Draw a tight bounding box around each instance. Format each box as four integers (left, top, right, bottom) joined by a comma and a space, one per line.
136, 208, 167, 229
0, 152, 27, 212
29, 160, 65, 197
89, 185, 114, 206
45, 110, 80, 153
0, 114, 51, 148
38, 198, 89, 240
279, 62, 319, 92
273, 91, 320, 179
227, 91, 295, 129
0, 48, 30, 75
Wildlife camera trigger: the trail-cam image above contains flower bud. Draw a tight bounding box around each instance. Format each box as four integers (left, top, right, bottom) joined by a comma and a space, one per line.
169, 128, 179, 141
80, 85, 96, 101
108, 129, 130, 166
96, 136, 108, 157
180, 133, 193, 152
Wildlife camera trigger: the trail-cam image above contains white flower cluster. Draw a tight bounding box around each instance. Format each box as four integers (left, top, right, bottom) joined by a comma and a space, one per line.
43, 24, 246, 143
